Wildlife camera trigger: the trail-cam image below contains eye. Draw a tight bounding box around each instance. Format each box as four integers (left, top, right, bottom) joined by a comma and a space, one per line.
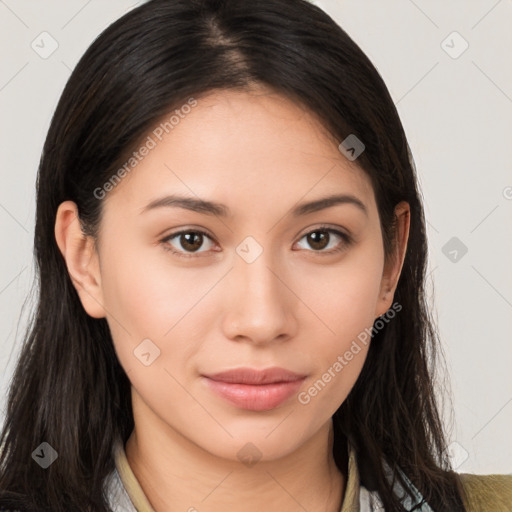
161, 229, 217, 258
295, 226, 352, 255
160, 225, 352, 259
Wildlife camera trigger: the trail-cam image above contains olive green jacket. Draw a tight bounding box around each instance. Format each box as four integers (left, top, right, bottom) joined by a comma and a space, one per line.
459, 472, 512, 511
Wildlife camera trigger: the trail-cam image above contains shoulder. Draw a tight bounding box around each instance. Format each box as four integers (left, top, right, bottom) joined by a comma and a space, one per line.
459, 472, 512, 511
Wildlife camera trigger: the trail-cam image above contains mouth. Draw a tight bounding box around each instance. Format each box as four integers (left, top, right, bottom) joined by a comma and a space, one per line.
201, 367, 307, 411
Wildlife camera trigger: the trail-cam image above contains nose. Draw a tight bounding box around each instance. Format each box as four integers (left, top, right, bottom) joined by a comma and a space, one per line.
221, 245, 298, 345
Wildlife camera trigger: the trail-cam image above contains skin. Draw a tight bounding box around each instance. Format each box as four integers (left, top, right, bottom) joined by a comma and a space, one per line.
55, 86, 410, 512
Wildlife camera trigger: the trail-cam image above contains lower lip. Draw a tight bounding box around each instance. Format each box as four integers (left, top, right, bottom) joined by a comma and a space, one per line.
203, 377, 305, 411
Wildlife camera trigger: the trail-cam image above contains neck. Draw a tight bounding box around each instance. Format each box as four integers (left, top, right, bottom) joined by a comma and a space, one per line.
125, 417, 346, 512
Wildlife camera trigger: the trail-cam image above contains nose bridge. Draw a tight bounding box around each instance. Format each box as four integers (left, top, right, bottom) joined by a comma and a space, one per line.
222, 235, 294, 342
235, 235, 286, 307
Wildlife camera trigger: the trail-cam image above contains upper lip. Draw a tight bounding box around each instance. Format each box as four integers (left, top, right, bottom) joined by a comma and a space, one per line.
203, 367, 307, 385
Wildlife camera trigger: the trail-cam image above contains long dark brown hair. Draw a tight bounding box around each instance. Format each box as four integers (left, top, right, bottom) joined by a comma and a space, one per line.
0, 0, 468, 510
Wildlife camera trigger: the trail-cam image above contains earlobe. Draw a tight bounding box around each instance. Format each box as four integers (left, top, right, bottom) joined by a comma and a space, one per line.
375, 201, 410, 318
54, 201, 106, 319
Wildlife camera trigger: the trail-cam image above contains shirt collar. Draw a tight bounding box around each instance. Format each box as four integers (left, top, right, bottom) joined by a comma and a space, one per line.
112, 437, 361, 512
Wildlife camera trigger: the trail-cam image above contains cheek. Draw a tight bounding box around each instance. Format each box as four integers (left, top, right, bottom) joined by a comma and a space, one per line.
98, 241, 219, 372
295, 283, 374, 416
101, 254, 170, 332
293, 244, 383, 407
296, 237, 384, 338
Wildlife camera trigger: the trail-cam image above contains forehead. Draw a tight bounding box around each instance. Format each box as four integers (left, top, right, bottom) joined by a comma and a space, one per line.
102, 87, 376, 221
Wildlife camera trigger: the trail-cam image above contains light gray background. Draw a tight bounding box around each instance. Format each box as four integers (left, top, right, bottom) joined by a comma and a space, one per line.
1, 0, 511, 475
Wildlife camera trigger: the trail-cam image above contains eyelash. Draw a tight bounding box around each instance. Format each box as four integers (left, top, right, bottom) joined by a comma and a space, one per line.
160, 225, 352, 259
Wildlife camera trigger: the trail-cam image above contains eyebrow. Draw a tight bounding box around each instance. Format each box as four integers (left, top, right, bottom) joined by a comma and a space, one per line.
140, 193, 368, 218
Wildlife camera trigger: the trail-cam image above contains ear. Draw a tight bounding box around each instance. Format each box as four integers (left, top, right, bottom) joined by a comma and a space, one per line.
375, 201, 410, 318
54, 201, 106, 318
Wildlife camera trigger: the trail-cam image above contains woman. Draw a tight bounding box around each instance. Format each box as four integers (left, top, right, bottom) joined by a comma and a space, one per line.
0, 0, 510, 510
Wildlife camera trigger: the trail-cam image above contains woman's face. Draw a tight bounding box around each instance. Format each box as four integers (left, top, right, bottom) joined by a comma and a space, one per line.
65, 87, 407, 461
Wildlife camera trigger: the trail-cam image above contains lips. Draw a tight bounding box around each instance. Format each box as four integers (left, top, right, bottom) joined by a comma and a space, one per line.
202, 367, 307, 411
204, 367, 306, 385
